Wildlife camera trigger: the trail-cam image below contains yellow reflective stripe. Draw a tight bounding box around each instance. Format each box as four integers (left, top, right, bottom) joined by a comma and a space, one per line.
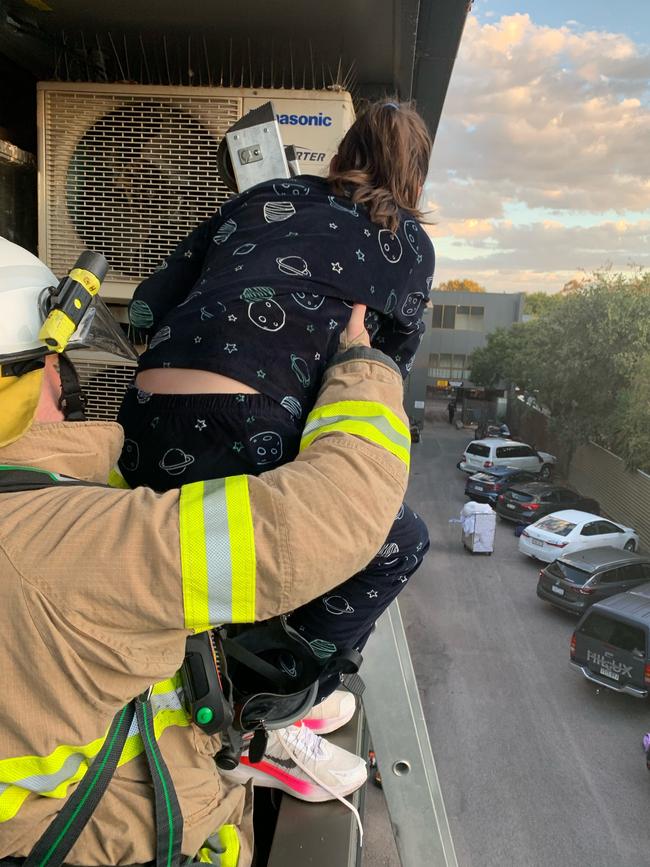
0, 678, 189, 823
180, 481, 211, 632
302, 419, 410, 468
300, 400, 411, 469
225, 476, 256, 623
180, 478, 256, 631
304, 399, 410, 440
218, 824, 240, 867
107, 467, 130, 489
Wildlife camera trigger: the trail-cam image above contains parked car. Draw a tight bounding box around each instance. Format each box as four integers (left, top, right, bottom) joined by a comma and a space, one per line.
458, 438, 556, 479
495, 482, 599, 524
570, 586, 650, 697
519, 510, 639, 563
537, 546, 650, 615
464, 466, 540, 505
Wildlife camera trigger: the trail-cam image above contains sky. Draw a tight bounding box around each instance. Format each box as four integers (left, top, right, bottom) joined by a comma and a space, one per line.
424, 0, 650, 293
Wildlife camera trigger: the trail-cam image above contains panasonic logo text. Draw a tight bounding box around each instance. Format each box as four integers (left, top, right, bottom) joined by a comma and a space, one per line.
277, 113, 333, 127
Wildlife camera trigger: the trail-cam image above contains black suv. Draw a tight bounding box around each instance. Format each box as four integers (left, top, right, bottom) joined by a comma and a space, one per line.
495, 482, 599, 524
571, 586, 650, 697
537, 546, 650, 615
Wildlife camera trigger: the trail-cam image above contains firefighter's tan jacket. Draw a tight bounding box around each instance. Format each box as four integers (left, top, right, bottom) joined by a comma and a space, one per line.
0, 345, 411, 866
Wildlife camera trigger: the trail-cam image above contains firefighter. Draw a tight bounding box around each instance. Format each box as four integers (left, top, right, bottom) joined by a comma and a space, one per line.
0, 238, 410, 866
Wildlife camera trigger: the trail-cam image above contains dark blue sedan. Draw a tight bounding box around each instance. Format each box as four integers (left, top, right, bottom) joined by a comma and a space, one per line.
464, 466, 540, 505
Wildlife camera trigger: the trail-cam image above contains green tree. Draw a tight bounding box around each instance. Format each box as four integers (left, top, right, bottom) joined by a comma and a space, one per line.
437, 279, 486, 293
617, 352, 650, 470
469, 270, 650, 468
523, 291, 562, 317
469, 323, 533, 389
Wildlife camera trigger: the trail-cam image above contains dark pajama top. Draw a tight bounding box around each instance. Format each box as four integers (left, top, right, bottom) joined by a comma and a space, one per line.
129, 175, 435, 421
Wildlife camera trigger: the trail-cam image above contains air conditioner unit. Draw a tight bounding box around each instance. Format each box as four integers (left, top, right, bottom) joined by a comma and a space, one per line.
37, 81, 354, 304
37, 82, 354, 420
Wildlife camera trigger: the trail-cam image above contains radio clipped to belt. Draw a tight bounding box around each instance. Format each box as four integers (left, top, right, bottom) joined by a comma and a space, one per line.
180, 616, 363, 770
181, 630, 234, 735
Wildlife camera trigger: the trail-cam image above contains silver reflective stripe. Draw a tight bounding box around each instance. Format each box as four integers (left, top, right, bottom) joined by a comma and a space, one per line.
302, 412, 410, 452
203, 478, 234, 623
2, 686, 184, 798
6, 752, 86, 795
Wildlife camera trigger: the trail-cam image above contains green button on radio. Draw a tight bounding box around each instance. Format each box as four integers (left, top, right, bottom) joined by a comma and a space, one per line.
196, 706, 214, 725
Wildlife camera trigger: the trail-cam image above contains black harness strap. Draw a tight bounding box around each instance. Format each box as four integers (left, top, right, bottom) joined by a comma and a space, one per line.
23, 702, 136, 867
135, 698, 184, 867
56, 354, 86, 422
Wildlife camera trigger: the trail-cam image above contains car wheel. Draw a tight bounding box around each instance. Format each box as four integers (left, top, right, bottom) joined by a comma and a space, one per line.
539, 464, 552, 481
624, 539, 636, 552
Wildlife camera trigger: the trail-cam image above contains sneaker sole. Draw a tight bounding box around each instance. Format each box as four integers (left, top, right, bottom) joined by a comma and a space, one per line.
221, 758, 367, 802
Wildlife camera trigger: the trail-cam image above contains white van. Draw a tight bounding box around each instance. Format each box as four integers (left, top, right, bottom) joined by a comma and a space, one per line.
458, 438, 556, 479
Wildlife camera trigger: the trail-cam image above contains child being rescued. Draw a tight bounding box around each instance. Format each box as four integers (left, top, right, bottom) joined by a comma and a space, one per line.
117, 99, 434, 801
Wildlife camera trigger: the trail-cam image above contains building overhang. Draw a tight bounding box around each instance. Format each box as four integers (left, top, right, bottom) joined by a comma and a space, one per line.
0, 0, 471, 138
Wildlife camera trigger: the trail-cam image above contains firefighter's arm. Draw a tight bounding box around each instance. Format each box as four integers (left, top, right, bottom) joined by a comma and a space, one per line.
8, 315, 409, 645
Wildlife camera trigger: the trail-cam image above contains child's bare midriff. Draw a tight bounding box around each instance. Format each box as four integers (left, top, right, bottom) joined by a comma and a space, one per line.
135, 368, 260, 395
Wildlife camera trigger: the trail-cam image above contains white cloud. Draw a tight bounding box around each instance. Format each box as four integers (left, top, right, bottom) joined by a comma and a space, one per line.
426, 13, 650, 291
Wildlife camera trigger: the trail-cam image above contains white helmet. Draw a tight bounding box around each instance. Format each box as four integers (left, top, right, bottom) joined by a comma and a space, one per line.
0, 236, 135, 366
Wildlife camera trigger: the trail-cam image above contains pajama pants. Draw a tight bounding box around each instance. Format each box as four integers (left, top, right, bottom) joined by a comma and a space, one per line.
118, 387, 430, 700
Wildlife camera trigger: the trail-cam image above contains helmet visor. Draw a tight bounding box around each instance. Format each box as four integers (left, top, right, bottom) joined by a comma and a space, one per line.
65, 295, 138, 361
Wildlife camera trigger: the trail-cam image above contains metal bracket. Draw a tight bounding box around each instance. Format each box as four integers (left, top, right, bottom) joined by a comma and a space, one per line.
362, 601, 458, 867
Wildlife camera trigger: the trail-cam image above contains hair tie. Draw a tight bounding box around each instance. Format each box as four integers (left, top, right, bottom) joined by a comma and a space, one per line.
384, 102, 399, 110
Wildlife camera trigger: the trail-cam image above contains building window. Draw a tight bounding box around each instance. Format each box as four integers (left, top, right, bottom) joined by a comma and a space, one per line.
455, 305, 485, 332
431, 304, 484, 331
442, 306, 456, 329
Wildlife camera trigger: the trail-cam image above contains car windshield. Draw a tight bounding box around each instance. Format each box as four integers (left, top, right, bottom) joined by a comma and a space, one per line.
535, 517, 576, 537
467, 443, 490, 457
547, 561, 590, 585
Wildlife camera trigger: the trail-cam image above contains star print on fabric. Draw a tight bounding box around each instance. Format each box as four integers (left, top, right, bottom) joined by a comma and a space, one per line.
331, 262, 343, 274
286, 231, 299, 237
328, 319, 338, 329
194, 336, 202, 344
151, 417, 160, 428
195, 418, 207, 431
363, 229, 371, 237
355, 249, 365, 262
416, 541, 423, 551
314, 352, 321, 360
234, 265, 243, 272
232, 442, 244, 453
416, 254, 423, 264
162, 362, 171, 368
228, 314, 237, 322
224, 343, 238, 354
183, 250, 193, 258
399, 576, 409, 583
367, 589, 379, 598
257, 369, 266, 379
246, 416, 256, 424
306, 324, 315, 333
375, 336, 385, 344
395, 355, 401, 362
236, 394, 246, 402
369, 285, 375, 294
329, 222, 338, 230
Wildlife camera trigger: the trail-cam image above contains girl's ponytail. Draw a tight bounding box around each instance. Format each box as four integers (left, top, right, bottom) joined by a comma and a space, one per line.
327, 100, 432, 234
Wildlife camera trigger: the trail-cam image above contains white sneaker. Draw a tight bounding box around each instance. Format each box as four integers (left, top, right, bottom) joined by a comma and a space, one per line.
301, 690, 357, 734
221, 723, 367, 841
